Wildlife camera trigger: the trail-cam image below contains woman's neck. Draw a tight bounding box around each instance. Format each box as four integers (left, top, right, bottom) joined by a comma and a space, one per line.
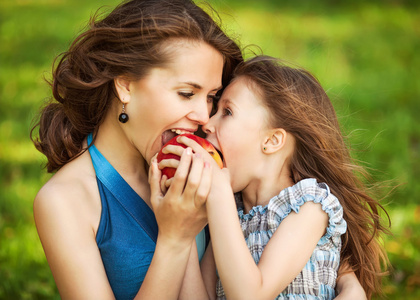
93, 114, 151, 203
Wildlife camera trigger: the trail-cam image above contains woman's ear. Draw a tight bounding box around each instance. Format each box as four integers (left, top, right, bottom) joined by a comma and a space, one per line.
114, 76, 131, 103
262, 128, 287, 154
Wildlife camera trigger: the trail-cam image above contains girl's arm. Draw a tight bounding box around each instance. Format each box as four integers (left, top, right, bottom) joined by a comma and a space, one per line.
163, 136, 365, 299
206, 171, 329, 300
175, 135, 328, 299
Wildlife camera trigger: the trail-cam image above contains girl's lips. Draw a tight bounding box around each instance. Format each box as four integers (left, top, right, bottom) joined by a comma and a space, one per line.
206, 140, 224, 165
215, 148, 224, 164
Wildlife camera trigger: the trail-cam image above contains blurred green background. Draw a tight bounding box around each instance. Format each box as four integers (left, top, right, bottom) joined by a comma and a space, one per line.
0, 0, 419, 298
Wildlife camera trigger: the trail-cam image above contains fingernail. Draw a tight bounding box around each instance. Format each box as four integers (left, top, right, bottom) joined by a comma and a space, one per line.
186, 147, 192, 155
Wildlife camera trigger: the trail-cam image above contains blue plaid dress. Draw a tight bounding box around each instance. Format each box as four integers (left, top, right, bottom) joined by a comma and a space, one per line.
216, 178, 347, 299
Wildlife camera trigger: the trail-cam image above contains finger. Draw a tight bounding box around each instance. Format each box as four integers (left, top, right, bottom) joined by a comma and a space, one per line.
183, 152, 205, 200
149, 153, 158, 166
161, 144, 186, 156
158, 158, 180, 170
165, 177, 173, 189
177, 135, 204, 153
177, 135, 219, 167
160, 175, 169, 194
194, 161, 212, 208
149, 158, 163, 211
167, 147, 193, 196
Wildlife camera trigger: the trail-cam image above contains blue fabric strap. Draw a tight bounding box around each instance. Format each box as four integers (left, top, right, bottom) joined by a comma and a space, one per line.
87, 133, 158, 243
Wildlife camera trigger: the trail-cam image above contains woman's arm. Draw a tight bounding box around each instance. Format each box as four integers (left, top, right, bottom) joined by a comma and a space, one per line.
144, 148, 212, 299
200, 243, 217, 300
35, 148, 212, 299
34, 180, 116, 299
177, 239, 212, 300
335, 272, 367, 300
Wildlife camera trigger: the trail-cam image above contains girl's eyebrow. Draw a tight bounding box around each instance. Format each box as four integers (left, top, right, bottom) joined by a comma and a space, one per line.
218, 98, 235, 108
219, 98, 230, 104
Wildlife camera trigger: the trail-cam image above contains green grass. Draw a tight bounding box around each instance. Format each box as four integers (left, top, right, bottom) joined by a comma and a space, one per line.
1, 0, 419, 298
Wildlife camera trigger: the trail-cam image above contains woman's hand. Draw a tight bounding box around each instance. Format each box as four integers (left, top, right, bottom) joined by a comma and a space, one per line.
335, 271, 367, 300
158, 135, 223, 190
149, 147, 212, 244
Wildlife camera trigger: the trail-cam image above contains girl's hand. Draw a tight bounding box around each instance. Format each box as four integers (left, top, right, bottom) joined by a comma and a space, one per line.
149, 147, 212, 243
176, 135, 222, 169
172, 135, 233, 205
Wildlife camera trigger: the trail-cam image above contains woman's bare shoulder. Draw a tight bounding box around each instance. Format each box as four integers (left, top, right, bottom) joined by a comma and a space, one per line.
34, 150, 101, 231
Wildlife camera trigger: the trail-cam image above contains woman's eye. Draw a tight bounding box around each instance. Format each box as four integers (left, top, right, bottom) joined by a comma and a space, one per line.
178, 91, 195, 99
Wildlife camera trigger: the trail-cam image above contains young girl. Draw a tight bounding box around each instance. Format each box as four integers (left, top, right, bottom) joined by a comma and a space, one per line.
155, 56, 389, 299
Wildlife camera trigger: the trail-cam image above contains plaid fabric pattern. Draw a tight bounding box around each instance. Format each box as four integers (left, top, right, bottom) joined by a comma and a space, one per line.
216, 178, 347, 299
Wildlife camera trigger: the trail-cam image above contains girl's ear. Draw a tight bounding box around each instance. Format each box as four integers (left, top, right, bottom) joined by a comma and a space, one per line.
262, 128, 287, 154
114, 76, 131, 103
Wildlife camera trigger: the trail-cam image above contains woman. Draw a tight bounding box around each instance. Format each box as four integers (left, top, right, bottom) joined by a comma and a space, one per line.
32, 0, 364, 299
32, 0, 241, 299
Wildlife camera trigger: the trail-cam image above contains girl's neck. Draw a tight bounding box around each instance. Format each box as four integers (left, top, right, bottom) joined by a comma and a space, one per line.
241, 169, 294, 214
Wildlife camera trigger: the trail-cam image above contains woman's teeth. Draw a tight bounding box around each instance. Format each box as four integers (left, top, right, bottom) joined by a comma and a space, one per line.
171, 129, 191, 135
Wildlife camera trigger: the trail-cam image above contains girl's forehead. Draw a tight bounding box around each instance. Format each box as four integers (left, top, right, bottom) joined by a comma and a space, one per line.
221, 77, 262, 104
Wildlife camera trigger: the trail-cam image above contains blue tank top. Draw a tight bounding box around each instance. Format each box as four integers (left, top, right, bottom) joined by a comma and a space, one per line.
88, 134, 207, 299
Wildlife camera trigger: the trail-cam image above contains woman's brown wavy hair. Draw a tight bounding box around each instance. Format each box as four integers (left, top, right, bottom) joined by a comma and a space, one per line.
233, 56, 390, 299
31, 0, 243, 173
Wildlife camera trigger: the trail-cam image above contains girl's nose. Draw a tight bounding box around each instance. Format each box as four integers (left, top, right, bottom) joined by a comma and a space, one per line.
202, 115, 215, 134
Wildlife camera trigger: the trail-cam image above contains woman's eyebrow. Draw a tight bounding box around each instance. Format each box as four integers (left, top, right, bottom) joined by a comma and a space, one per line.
182, 82, 223, 92
182, 82, 202, 89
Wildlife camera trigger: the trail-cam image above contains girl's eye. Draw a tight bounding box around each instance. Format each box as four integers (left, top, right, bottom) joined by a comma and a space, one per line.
178, 91, 195, 99
222, 108, 232, 116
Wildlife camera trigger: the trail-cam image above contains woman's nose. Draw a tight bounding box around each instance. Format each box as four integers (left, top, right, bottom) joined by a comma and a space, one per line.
188, 98, 211, 125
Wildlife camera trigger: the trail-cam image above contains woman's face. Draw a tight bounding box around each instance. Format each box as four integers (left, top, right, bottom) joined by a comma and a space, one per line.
122, 40, 224, 163
203, 77, 270, 193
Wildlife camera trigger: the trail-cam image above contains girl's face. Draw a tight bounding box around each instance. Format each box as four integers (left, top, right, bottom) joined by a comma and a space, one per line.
121, 40, 224, 163
203, 77, 270, 192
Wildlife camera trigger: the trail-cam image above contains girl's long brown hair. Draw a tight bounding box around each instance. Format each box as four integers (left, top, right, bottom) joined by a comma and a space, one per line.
31, 0, 243, 173
233, 56, 390, 299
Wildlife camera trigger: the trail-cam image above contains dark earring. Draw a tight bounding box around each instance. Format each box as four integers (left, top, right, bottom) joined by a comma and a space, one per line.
119, 103, 129, 123
263, 147, 266, 151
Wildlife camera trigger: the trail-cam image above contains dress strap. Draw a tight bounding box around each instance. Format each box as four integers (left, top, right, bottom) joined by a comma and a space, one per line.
87, 133, 158, 243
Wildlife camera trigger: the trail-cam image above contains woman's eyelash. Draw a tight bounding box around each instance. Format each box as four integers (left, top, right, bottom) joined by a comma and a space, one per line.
209, 94, 220, 101
208, 94, 220, 103
178, 91, 195, 99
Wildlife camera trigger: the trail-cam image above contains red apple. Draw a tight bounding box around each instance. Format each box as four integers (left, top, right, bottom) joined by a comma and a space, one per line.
157, 133, 223, 179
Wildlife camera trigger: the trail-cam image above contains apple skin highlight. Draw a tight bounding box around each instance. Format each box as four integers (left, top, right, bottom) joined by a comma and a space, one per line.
157, 133, 223, 179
